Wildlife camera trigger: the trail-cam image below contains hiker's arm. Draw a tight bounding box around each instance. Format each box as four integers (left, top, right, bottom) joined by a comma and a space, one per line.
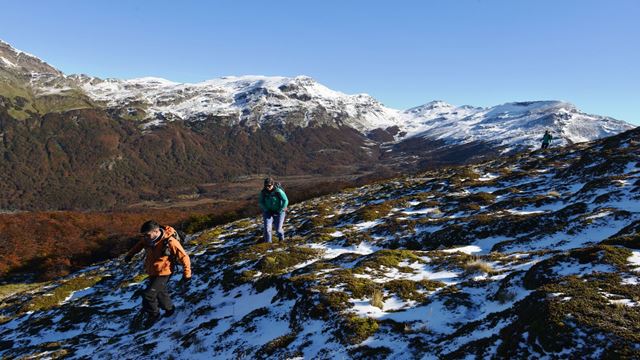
126, 239, 144, 258
258, 192, 266, 211
170, 240, 192, 278
279, 189, 289, 211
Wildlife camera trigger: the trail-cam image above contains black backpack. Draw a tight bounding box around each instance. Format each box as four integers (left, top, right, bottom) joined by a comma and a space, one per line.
163, 229, 187, 274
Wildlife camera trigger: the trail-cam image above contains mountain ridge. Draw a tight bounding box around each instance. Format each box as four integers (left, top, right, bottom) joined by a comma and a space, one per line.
1, 39, 634, 149
0, 38, 635, 212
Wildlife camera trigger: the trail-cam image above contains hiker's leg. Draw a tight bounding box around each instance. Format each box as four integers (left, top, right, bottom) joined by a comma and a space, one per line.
142, 276, 162, 316
155, 275, 173, 311
263, 212, 273, 243
275, 210, 286, 241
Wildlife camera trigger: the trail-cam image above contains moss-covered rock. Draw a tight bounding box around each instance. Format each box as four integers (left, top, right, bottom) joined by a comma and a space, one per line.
336, 315, 379, 345
20, 275, 103, 313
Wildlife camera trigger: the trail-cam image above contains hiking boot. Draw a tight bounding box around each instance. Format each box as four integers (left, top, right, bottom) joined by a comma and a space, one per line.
164, 306, 175, 317
143, 313, 160, 328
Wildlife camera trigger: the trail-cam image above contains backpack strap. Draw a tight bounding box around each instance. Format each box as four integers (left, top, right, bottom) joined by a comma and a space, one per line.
275, 188, 285, 203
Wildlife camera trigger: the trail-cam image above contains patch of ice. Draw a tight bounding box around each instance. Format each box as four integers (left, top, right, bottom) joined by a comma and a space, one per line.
608, 298, 638, 307
354, 220, 381, 231
552, 261, 615, 277
62, 287, 95, 304
585, 211, 612, 220
305, 241, 377, 260
441, 245, 482, 255
371, 261, 459, 284
628, 251, 640, 271
478, 173, 499, 181
506, 209, 545, 215
401, 207, 439, 215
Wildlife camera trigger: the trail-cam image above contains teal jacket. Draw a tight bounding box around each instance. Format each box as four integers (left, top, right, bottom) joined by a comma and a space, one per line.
259, 188, 289, 213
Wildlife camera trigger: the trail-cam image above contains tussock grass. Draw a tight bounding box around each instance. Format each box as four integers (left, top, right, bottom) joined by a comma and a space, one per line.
547, 190, 562, 198
337, 315, 379, 345
0, 282, 46, 302
21, 275, 103, 313
463, 258, 496, 275
370, 289, 384, 309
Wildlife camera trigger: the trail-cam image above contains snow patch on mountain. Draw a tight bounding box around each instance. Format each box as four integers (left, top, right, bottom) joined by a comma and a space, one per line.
0, 39, 62, 75
1, 38, 635, 150
403, 100, 634, 151
76, 75, 408, 131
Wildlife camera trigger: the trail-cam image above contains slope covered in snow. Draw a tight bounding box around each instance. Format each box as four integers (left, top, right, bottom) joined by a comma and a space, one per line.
403, 100, 634, 151
2, 127, 640, 359
0, 39, 62, 76
1, 39, 636, 151
70, 74, 408, 132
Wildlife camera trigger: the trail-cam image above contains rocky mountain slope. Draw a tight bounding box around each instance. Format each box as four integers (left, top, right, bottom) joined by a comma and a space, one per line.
0, 39, 635, 211
2, 127, 639, 359
2, 39, 633, 149
403, 100, 632, 152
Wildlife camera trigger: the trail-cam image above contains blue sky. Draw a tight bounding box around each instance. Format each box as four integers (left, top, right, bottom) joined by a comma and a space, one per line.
1, 0, 638, 124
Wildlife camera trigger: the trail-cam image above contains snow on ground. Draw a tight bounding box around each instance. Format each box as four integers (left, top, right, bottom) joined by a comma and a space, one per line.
552, 261, 616, 277
2, 120, 640, 358
506, 209, 546, 215
305, 241, 378, 260
478, 173, 499, 181
442, 245, 482, 254
354, 220, 382, 231
401, 207, 439, 216
628, 251, 640, 271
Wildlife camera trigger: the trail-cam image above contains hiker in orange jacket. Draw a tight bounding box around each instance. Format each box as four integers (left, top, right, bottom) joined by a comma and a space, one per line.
125, 220, 191, 324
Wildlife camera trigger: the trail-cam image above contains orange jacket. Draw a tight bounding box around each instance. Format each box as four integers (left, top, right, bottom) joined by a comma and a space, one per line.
126, 226, 191, 278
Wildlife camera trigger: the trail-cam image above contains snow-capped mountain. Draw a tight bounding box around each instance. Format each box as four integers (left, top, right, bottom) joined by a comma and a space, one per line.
0, 39, 61, 76
402, 100, 634, 152
71, 74, 405, 132
0, 38, 636, 211
2, 126, 639, 359
1, 39, 634, 150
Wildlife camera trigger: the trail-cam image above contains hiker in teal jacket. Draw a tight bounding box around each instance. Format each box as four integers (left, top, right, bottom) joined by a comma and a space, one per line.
541, 130, 553, 150
259, 177, 289, 242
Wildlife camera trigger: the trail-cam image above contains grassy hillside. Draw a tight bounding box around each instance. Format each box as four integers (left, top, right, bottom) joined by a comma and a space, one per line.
1, 128, 639, 358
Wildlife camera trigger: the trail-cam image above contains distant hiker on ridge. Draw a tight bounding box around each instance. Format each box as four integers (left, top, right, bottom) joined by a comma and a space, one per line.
124, 220, 191, 327
540, 130, 553, 150
259, 177, 289, 243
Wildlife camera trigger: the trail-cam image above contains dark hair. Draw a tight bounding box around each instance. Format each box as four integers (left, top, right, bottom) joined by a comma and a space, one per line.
140, 220, 161, 233
264, 177, 275, 187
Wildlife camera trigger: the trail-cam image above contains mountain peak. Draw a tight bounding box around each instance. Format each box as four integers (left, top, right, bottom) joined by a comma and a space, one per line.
404, 100, 457, 118
424, 100, 453, 108
0, 39, 62, 75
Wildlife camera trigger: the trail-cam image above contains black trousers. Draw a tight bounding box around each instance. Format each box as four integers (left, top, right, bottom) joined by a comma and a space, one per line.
142, 275, 173, 316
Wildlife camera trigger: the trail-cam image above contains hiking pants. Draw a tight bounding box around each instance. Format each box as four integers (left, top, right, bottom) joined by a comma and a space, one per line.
541, 142, 550, 150
263, 210, 286, 243
142, 275, 173, 316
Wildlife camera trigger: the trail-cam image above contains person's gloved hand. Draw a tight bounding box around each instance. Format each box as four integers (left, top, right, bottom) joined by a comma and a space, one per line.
178, 276, 191, 293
